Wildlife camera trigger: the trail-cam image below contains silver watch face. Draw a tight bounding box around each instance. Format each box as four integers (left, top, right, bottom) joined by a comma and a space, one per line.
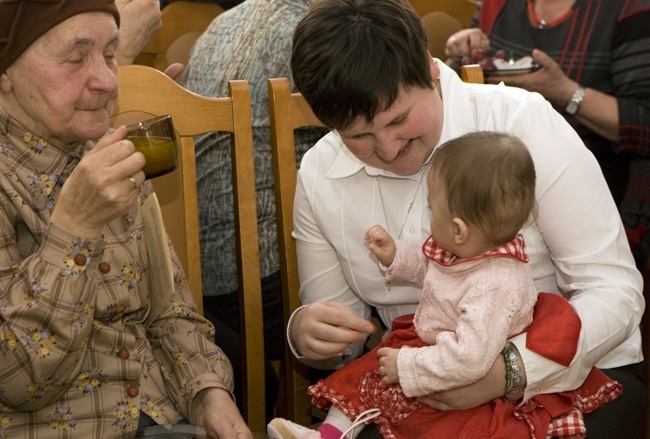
565, 87, 585, 115
566, 100, 579, 115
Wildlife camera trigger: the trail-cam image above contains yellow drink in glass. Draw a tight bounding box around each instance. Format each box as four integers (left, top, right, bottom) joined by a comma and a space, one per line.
130, 136, 178, 179
126, 115, 179, 179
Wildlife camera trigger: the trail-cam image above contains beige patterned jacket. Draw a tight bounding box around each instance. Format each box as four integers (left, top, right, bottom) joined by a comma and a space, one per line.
0, 110, 233, 438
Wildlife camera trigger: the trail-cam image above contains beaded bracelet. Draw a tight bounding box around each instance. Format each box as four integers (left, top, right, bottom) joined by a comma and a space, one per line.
501, 342, 525, 401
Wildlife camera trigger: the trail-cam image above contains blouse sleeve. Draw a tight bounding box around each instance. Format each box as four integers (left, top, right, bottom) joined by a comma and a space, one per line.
139, 184, 234, 418
384, 240, 428, 287
493, 90, 644, 399
289, 157, 373, 369
0, 210, 103, 410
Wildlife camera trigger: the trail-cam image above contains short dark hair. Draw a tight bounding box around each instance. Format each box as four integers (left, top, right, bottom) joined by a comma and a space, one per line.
429, 131, 537, 245
291, 0, 433, 130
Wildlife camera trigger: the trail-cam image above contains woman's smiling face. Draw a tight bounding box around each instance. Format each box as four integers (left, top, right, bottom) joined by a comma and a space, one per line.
336, 79, 443, 176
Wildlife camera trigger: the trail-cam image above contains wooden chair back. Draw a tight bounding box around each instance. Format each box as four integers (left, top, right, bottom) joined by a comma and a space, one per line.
268, 68, 485, 425
421, 11, 463, 60
134, 1, 224, 71
268, 77, 325, 425
461, 64, 485, 84
111, 65, 266, 434
165, 31, 203, 67
408, 0, 477, 26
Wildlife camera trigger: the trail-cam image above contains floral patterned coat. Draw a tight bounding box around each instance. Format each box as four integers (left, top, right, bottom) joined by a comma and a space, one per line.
0, 110, 233, 438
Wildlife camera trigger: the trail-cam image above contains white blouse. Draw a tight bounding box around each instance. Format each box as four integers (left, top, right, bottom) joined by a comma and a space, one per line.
290, 60, 643, 400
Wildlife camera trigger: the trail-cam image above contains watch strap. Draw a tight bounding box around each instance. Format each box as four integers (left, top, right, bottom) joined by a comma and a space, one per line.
565, 85, 586, 116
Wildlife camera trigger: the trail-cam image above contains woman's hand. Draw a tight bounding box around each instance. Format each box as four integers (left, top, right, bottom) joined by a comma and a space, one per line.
115, 0, 162, 65
488, 48, 619, 141
190, 388, 253, 439
51, 126, 145, 238
444, 28, 490, 67
164, 63, 185, 81
486, 49, 576, 106
291, 301, 374, 361
418, 351, 507, 411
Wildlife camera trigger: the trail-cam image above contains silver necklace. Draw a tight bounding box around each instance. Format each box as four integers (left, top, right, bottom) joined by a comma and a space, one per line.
376, 170, 425, 240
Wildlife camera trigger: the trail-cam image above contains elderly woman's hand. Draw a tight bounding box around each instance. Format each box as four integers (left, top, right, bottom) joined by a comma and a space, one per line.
115, 0, 162, 65
190, 388, 253, 439
50, 126, 145, 238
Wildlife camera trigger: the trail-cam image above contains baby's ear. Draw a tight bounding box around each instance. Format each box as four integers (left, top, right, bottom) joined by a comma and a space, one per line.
452, 218, 469, 245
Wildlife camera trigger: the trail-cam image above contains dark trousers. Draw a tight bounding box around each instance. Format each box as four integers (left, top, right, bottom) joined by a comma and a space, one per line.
203, 270, 285, 360
203, 270, 285, 422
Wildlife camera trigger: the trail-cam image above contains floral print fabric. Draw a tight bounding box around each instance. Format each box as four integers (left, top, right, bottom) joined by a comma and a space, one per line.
0, 110, 233, 438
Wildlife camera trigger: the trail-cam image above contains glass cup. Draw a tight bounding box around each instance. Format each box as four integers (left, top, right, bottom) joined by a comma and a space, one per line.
126, 115, 179, 179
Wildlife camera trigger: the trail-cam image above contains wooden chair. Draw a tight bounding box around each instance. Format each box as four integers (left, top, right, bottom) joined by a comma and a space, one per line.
421, 11, 463, 60
408, 0, 478, 27
133, 1, 224, 71
268, 77, 326, 426
461, 63, 485, 84
268, 68, 485, 425
165, 31, 202, 66
111, 65, 266, 435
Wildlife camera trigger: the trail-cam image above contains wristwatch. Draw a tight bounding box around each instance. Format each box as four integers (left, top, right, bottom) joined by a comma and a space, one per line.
565, 85, 586, 116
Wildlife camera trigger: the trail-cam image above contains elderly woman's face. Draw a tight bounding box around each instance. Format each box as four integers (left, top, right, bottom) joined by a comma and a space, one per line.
1, 12, 119, 144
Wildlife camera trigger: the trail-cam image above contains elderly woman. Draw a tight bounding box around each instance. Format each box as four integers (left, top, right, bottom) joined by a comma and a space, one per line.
0, 1, 251, 438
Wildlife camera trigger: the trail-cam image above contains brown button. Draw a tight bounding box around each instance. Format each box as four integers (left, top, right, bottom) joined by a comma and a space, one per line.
73, 253, 87, 266
110, 314, 122, 323
99, 262, 111, 273
127, 385, 139, 397
118, 348, 130, 360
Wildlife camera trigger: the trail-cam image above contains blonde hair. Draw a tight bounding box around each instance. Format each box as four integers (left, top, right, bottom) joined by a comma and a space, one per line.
429, 131, 536, 245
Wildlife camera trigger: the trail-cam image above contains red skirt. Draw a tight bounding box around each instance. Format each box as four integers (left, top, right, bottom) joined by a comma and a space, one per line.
308, 293, 622, 439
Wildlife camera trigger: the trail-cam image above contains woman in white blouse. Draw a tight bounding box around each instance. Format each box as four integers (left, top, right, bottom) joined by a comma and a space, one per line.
285, 0, 647, 437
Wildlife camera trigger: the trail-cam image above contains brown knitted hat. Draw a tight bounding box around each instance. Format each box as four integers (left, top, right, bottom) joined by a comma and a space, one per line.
0, 0, 121, 74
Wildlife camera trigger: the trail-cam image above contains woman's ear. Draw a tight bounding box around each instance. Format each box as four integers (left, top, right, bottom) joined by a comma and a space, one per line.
452, 217, 469, 245
0, 72, 12, 94
429, 52, 441, 80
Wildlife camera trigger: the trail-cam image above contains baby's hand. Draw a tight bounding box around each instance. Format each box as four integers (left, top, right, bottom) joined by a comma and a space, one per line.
377, 347, 400, 385
365, 225, 396, 266
365, 225, 388, 244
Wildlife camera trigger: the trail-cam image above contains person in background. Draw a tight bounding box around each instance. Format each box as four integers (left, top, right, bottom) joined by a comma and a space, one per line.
445, 0, 650, 271
182, 0, 326, 421
116, 0, 185, 80
285, 0, 646, 437
269, 131, 621, 439
0, 1, 251, 438
115, 0, 162, 65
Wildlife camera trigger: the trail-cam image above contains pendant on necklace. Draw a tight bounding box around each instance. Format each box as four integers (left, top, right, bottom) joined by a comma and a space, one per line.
376, 171, 425, 241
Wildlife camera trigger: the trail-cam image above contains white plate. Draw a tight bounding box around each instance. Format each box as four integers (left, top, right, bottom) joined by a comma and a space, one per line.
483, 55, 539, 76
